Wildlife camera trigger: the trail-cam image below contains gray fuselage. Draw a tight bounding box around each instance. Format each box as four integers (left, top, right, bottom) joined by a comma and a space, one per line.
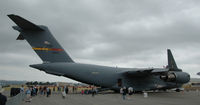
30, 63, 182, 91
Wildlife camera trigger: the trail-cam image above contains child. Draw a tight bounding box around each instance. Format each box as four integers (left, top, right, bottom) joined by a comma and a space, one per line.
81, 90, 84, 95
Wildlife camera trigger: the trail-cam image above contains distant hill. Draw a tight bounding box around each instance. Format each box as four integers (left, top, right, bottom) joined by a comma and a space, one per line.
0, 80, 26, 86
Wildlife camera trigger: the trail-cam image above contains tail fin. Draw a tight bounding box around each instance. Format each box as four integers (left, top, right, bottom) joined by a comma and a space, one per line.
167, 49, 181, 71
8, 14, 74, 63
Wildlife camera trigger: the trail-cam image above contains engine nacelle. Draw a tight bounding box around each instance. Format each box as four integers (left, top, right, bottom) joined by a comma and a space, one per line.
160, 72, 190, 83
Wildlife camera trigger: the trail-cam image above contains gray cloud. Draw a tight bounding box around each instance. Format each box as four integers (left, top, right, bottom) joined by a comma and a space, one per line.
0, 0, 200, 82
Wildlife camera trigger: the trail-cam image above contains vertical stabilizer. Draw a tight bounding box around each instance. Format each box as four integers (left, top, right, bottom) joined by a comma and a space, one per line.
8, 14, 74, 63
167, 49, 181, 71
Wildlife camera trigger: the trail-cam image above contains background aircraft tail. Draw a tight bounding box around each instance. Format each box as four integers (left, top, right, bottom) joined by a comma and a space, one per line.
8, 14, 74, 63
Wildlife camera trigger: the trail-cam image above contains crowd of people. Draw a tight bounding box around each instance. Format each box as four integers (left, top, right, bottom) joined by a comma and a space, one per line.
120, 87, 134, 100
22, 85, 52, 102
0, 84, 136, 105
23, 85, 131, 100
23, 85, 134, 100
24, 85, 80, 101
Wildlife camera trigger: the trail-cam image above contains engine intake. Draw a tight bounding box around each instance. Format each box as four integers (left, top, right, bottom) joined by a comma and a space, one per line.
160, 72, 190, 83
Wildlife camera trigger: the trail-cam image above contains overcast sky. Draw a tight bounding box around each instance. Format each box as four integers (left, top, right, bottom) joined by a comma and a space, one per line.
0, 0, 200, 82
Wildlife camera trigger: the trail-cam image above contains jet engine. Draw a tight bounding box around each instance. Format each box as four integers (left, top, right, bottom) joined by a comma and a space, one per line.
160, 72, 190, 83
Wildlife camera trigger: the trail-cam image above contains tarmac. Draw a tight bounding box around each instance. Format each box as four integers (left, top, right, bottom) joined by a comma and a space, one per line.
19, 91, 200, 105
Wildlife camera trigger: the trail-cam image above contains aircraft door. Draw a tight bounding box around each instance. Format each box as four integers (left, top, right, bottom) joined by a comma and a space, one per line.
117, 78, 122, 87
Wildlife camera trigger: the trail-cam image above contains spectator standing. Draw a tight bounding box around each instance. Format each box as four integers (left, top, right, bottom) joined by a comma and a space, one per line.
43, 86, 47, 96
35, 87, 38, 95
30, 87, 34, 97
53, 86, 55, 92
32, 87, 36, 96
62, 90, 66, 99
128, 87, 133, 95
81, 90, 84, 95
120, 87, 123, 94
72, 86, 75, 93
122, 87, 127, 100
91, 88, 96, 97
0, 91, 7, 105
46, 87, 50, 97
20, 85, 24, 93
57, 86, 60, 92
65, 86, 68, 94
39, 86, 42, 95
25, 87, 32, 102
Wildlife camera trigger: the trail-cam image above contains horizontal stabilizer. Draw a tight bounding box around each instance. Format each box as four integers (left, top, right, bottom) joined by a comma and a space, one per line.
7, 14, 44, 31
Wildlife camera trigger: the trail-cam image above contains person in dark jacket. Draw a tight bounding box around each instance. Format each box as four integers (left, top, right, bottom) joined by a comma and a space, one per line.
0, 93, 7, 105
65, 86, 68, 94
122, 87, 127, 100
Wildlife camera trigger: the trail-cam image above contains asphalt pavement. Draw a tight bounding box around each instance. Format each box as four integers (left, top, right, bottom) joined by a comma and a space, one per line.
20, 91, 200, 105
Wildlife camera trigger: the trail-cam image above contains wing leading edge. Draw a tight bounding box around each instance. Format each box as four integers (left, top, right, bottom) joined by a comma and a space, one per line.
122, 68, 168, 77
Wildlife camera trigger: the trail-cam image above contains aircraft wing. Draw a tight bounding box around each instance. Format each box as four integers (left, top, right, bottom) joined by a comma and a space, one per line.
122, 68, 168, 77
45, 71, 64, 76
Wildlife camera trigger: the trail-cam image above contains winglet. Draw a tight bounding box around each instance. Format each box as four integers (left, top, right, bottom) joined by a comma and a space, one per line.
7, 14, 44, 31
167, 49, 181, 71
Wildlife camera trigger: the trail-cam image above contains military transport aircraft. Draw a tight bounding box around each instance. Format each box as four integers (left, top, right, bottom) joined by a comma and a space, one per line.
8, 14, 190, 92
